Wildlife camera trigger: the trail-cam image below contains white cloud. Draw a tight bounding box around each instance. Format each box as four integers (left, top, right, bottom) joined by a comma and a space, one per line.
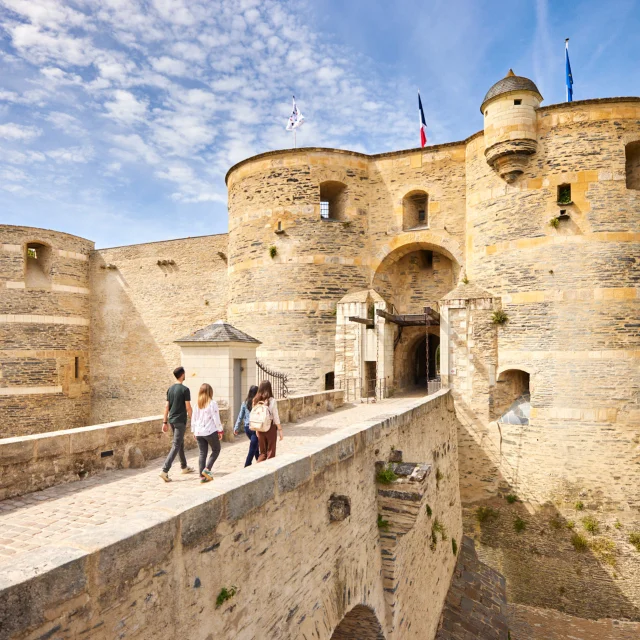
104, 90, 148, 124
151, 56, 188, 76
0, 123, 42, 141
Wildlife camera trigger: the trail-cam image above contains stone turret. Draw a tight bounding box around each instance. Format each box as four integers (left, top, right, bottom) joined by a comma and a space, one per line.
481, 69, 542, 182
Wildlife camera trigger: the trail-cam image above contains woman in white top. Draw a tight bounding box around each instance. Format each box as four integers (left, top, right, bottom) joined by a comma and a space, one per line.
191, 383, 223, 483
253, 380, 283, 461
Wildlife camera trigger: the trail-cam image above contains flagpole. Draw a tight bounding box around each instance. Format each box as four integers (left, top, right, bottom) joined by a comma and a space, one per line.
294, 129, 297, 149
565, 38, 569, 102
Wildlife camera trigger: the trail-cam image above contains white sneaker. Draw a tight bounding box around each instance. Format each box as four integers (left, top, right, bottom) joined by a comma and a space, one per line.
181, 466, 195, 474
159, 471, 171, 483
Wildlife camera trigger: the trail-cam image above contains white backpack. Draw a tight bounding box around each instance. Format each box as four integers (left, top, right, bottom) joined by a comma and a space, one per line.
249, 400, 272, 432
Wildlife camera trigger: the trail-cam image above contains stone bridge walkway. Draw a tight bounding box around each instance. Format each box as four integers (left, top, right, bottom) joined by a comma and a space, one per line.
0, 395, 423, 566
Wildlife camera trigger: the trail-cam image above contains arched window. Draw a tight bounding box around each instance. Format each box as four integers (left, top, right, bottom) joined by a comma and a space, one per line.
25, 242, 52, 289
402, 190, 428, 230
494, 369, 531, 425
319, 181, 347, 221
625, 141, 640, 190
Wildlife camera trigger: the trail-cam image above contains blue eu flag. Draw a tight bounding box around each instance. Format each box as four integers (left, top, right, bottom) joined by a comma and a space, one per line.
565, 39, 573, 102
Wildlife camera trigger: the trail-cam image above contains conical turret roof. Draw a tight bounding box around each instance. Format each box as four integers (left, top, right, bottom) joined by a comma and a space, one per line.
481, 69, 542, 112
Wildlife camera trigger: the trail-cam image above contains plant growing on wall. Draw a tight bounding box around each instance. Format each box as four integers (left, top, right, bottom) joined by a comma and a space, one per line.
629, 532, 640, 552
435, 468, 443, 489
269, 246, 277, 258
476, 506, 498, 523
571, 532, 588, 552
426, 504, 432, 517
491, 310, 508, 325
582, 515, 600, 535
377, 514, 390, 531
513, 517, 526, 533
432, 518, 447, 541
549, 217, 560, 229
505, 493, 518, 504
376, 464, 398, 484
216, 586, 237, 608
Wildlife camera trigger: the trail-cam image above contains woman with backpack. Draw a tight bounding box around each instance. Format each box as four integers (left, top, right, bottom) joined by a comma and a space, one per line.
251, 380, 283, 461
191, 383, 224, 483
234, 385, 259, 467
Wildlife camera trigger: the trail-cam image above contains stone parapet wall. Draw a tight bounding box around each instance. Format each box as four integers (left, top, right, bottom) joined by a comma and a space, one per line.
0, 415, 185, 501
0, 391, 461, 640
0, 390, 343, 501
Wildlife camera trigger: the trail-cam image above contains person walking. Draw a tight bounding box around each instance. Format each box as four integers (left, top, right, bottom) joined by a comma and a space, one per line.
159, 366, 195, 482
234, 385, 259, 467
191, 383, 223, 483
252, 380, 283, 462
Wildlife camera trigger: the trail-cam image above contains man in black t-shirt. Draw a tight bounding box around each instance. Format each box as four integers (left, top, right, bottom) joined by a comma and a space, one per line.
159, 366, 194, 482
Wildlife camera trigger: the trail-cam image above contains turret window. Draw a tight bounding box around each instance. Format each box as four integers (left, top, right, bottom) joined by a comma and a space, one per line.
557, 184, 572, 205
402, 190, 429, 230
319, 181, 347, 221
514, 99, 522, 105
25, 242, 52, 289
625, 141, 640, 190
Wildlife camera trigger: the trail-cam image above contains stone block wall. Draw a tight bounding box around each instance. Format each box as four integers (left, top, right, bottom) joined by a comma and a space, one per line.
0, 391, 461, 640
89, 234, 229, 424
0, 225, 93, 437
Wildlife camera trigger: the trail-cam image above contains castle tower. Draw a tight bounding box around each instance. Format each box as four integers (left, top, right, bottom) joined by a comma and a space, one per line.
0, 225, 93, 436
481, 69, 542, 182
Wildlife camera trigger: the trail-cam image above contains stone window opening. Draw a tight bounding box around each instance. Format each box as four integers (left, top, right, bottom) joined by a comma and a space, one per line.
514, 99, 522, 105
319, 181, 347, 221
494, 369, 531, 425
557, 183, 572, 205
74, 357, 80, 379
403, 190, 429, 230
24, 242, 52, 289
625, 141, 640, 190
325, 371, 335, 390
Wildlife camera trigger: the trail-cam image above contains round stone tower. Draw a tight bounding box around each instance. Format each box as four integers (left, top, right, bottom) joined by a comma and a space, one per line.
0, 225, 94, 436
481, 69, 543, 182
226, 149, 371, 394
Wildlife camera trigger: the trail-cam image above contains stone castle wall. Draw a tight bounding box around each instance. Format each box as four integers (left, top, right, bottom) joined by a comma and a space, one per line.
0, 225, 93, 436
226, 144, 467, 394
89, 234, 228, 424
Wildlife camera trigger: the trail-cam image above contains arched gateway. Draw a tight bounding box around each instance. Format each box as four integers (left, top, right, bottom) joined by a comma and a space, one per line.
334, 238, 459, 399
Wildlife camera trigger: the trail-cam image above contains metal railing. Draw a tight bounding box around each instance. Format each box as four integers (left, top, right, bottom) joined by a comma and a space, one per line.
256, 360, 289, 399
427, 377, 443, 395
337, 376, 443, 401
337, 377, 389, 402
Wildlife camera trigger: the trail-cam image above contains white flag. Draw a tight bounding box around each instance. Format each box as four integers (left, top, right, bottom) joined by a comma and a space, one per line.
286, 96, 305, 130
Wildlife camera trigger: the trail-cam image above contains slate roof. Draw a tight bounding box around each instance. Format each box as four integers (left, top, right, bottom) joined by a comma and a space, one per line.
176, 320, 260, 344
481, 69, 542, 112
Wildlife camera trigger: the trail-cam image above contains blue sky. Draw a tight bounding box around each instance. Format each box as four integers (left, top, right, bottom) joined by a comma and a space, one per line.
0, 0, 638, 248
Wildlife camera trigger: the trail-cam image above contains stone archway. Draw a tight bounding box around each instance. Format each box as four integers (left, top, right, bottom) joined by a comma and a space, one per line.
331, 605, 385, 639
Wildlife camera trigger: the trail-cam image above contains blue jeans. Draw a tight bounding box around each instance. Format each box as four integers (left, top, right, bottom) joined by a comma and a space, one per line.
244, 425, 259, 467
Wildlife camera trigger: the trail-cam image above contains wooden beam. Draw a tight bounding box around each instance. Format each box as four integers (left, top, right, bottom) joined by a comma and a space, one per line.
348, 316, 374, 327
423, 306, 441, 323
375, 309, 437, 327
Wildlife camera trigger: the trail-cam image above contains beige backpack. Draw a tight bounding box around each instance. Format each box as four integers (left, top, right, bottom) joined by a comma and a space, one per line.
249, 400, 272, 432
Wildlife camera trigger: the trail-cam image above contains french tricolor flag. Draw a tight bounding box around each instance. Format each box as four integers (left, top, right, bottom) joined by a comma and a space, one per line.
419, 91, 427, 147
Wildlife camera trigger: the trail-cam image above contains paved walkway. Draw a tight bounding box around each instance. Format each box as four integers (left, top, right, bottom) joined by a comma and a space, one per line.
0, 395, 423, 565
